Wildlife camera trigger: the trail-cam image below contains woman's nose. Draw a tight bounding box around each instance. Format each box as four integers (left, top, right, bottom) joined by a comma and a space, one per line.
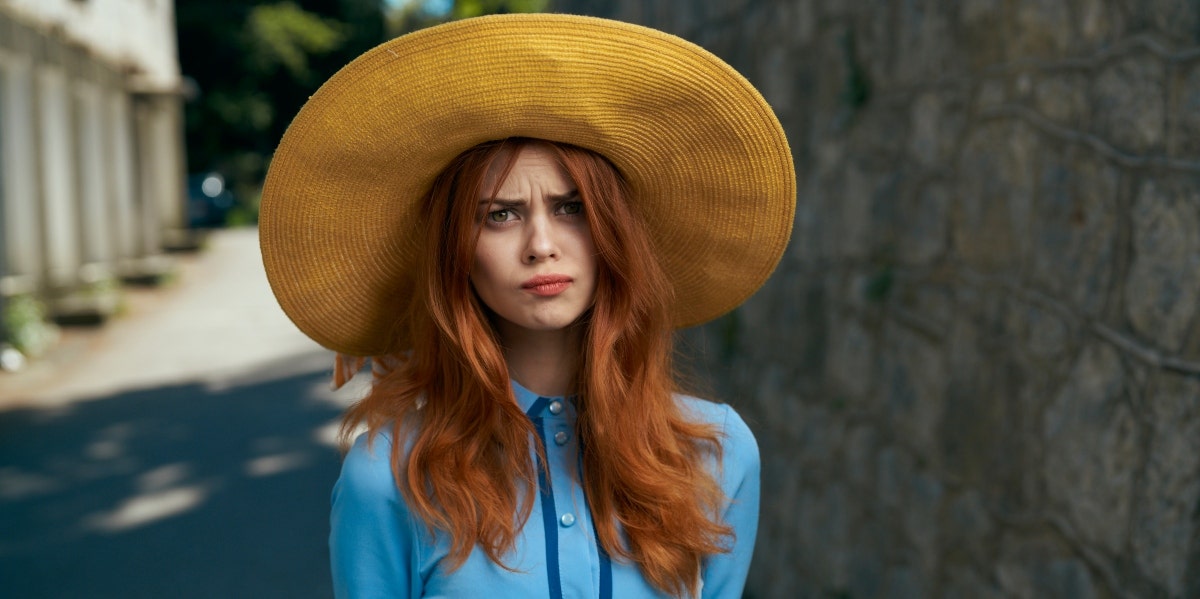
524, 219, 559, 263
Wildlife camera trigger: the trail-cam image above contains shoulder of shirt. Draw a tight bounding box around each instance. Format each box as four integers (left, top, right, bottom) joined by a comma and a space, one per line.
338, 428, 406, 506
673, 394, 759, 468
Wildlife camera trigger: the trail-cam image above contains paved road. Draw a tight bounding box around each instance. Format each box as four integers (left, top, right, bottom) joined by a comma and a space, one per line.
0, 228, 364, 598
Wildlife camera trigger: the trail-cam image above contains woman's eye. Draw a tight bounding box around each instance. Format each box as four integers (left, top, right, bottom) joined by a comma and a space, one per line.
487, 209, 510, 222
560, 201, 583, 215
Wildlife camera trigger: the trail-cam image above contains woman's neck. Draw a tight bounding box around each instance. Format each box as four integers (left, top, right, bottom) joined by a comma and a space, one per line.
497, 322, 584, 398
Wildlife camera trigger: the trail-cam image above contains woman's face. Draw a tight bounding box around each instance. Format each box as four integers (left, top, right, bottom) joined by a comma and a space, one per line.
470, 144, 597, 340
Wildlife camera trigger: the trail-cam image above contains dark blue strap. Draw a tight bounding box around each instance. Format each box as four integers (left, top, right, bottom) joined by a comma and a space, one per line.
597, 539, 612, 599
528, 396, 608, 599
578, 435, 613, 599
532, 415, 563, 599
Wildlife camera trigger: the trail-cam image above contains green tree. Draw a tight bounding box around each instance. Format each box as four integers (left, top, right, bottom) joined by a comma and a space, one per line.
450, 0, 548, 18
176, 0, 386, 214
245, 2, 347, 84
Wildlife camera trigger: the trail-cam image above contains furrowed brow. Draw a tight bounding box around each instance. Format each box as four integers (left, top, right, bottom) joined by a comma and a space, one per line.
482, 190, 579, 205
478, 198, 525, 207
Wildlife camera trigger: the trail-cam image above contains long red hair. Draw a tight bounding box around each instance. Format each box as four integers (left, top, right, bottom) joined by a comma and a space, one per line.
337, 138, 731, 597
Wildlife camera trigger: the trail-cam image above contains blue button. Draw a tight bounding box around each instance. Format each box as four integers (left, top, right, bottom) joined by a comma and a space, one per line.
554, 431, 569, 445
560, 513, 576, 527
548, 400, 564, 415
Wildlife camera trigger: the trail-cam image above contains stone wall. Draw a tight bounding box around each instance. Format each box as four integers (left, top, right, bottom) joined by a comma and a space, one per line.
552, 1, 1200, 597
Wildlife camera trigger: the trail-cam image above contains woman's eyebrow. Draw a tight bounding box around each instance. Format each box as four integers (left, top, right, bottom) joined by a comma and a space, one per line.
478, 198, 525, 207
483, 189, 580, 205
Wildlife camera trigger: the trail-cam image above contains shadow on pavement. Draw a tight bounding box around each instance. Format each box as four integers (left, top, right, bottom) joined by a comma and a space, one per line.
0, 353, 350, 598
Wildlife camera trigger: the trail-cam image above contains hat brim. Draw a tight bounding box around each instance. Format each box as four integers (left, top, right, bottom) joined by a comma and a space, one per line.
260, 13, 795, 356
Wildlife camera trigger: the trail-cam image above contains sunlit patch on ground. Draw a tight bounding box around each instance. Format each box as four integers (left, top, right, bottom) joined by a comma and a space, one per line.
244, 451, 310, 477
85, 423, 134, 460
81, 463, 208, 532
137, 463, 191, 491
84, 484, 209, 533
0, 467, 61, 500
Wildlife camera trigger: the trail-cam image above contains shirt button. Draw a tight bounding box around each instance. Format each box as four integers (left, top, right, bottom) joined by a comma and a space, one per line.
548, 400, 564, 415
554, 431, 569, 445
560, 513, 576, 527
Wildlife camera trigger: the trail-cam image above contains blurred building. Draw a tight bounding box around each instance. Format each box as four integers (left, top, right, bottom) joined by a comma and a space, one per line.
0, 0, 187, 332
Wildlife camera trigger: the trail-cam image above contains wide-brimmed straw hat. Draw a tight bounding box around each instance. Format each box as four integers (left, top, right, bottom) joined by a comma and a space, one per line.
260, 13, 795, 356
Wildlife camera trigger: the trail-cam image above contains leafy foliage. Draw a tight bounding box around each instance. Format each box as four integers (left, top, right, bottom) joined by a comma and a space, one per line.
1, 294, 57, 357
177, 0, 386, 205
245, 2, 348, 83
451, 0, 549, 19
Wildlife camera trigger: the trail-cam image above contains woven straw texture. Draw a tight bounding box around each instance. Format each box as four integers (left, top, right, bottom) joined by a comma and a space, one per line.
260, 13, 795, 356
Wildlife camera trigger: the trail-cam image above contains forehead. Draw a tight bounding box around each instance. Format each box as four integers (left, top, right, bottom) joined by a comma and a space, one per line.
482, 144, 574, 195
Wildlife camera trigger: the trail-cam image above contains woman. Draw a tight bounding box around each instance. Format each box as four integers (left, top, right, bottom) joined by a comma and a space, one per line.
260, 14, 794, 599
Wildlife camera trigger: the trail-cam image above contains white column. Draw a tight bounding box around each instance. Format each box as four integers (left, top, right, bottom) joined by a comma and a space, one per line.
36, 66, 79, 291
151, 96, 187, 246
134, 98, 162, 256
74, 78, 113, 278
0, 52, 42, 296
105, 89, 139, 269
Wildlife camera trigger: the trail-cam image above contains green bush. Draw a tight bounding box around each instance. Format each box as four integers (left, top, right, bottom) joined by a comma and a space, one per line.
1, 294, 58, 357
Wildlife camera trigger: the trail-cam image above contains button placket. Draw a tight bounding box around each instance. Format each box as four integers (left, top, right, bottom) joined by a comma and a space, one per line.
545, 403, 576, 527
534, 394, 596, 597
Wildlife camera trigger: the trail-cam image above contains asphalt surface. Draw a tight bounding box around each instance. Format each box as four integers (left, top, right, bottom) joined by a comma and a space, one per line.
0, 228, 364, 598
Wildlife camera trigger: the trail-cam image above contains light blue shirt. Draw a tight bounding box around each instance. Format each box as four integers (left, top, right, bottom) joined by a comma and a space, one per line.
330, 380, 760, 598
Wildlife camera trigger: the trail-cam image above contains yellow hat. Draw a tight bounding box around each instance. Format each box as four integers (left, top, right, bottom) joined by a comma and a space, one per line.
260, 13, 795, 356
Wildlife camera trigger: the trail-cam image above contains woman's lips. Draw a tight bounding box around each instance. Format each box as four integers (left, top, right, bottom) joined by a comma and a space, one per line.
522, 275, 573, 296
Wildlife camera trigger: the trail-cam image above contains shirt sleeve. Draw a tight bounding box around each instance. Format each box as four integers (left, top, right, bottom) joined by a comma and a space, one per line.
701, 404, 761, 599
330, 432, 424, 599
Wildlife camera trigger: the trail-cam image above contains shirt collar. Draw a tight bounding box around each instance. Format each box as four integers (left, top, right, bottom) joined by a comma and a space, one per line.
511, 379, 574, 419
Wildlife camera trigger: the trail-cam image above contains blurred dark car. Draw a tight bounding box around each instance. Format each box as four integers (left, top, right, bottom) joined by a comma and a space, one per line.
187, 172, 235, 228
